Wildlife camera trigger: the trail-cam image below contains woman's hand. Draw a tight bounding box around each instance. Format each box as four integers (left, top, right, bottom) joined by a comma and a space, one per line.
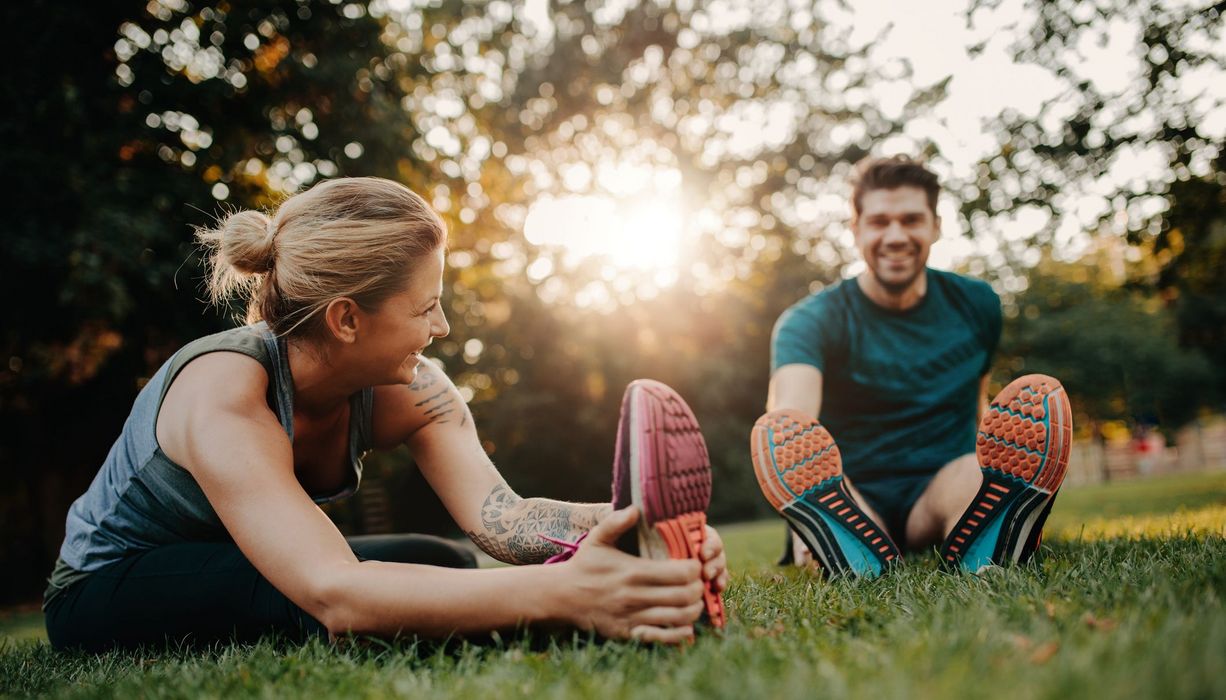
700, 524, 729, 593
558, 506, 705, 644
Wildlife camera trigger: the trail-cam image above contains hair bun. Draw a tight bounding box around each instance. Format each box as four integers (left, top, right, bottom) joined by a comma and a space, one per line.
219, 210, 277, 275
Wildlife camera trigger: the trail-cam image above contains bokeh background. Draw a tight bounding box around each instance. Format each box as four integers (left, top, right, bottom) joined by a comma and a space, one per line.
2, 0, 1224, 604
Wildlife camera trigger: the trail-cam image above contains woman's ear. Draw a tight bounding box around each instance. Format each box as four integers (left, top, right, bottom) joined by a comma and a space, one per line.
323, 297, 362, 344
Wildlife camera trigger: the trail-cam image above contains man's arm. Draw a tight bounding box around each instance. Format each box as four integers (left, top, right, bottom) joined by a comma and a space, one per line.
767, 363, 824, 418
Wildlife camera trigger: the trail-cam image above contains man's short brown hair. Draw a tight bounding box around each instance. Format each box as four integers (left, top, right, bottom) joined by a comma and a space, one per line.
850, 155, 940, 217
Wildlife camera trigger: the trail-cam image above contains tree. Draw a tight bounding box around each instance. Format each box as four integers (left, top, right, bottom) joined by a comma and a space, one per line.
959, 0, 1226, 416
996, 248, 1218, 433
0, 0, 444, 602
1153, 151, 1226, 398
959, 0, 1224, 239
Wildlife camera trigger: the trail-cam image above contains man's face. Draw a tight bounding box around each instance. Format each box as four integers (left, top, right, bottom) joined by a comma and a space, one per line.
851, 186, 940, 294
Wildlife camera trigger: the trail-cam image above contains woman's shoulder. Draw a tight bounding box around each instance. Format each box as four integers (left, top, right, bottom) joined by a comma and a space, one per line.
170, 324, 275, 374
158, 327, 273, 411
164, 349, 273, 420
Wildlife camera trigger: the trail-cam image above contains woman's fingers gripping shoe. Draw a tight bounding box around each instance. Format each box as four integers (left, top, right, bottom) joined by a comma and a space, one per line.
562, 505, 704, 643
700, 525, 729, 593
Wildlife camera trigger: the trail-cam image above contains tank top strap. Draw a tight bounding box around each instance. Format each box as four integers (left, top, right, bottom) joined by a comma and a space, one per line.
352, 387, 375, 455
156, 323, 292, 439
256, 324, 296, 441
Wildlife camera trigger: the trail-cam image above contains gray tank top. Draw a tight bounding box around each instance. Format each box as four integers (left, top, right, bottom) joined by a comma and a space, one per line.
45, 323, 373, 604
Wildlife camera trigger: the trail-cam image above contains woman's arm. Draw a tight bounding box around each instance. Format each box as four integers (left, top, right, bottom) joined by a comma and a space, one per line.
377, 361, 727, 590
372, 362, 611, 564
157, 352, 703, 642
463, 483, 612, 564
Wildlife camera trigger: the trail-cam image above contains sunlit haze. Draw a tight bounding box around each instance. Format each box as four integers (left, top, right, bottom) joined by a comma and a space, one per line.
524, 194, 684, 272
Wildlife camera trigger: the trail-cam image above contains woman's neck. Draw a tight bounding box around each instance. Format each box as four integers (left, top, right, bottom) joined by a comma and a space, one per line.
286, 340, 360, 418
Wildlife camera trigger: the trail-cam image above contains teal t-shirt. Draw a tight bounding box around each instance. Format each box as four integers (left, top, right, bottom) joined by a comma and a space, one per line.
771, 268, 1002, 484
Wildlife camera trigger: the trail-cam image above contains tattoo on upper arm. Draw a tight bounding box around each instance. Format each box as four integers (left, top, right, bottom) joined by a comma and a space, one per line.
416, 388, 456, 423
408, 365, 471, 427
463, 484, 605, 565
408, 370, 439, 392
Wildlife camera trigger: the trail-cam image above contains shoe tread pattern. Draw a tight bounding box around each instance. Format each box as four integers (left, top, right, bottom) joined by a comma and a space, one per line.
751, 409, 900, 576
627, 380, 725, 628
637, 380, 712, 523
976, 374, 1072, 493
942, 374, 1073, 567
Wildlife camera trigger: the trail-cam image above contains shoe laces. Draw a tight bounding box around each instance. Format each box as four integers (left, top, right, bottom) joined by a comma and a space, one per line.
540, 532, 588, 564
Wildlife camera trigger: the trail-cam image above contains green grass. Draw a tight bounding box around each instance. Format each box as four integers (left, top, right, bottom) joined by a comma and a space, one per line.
4, 470, 1226, 699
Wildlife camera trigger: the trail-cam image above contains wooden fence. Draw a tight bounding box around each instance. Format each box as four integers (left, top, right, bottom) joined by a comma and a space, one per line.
1065, 417, 1226, 485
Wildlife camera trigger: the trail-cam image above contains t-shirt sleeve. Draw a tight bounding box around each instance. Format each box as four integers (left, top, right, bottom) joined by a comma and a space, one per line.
771, 297, 827, 373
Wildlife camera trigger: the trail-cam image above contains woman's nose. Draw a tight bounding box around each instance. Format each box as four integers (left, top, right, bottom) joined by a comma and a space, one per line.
431, 306, 450, 338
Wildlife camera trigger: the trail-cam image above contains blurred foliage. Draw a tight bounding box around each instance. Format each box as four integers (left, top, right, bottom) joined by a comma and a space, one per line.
961, 0, 1224, 237
963, 0, 1226, 428
1154, 151, 1226, 397
2, 0, 1223, 602
994, 243, 1219, 432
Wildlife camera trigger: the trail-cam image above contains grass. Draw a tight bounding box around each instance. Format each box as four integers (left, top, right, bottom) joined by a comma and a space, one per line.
3, 470, 1225, 699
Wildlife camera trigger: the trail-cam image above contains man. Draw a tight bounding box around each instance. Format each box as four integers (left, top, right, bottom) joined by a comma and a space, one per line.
751, 155, 1072, 576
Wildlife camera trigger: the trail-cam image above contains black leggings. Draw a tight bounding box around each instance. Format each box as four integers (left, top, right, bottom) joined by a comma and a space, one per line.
44, 534, 478, 652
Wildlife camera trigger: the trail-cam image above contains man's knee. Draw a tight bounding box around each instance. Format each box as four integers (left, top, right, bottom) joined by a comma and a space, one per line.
906, 455, 982, 546
946, 452, 980, 482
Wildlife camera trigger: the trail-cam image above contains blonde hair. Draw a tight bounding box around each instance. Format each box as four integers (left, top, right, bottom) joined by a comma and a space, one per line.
196, 177, 445, 338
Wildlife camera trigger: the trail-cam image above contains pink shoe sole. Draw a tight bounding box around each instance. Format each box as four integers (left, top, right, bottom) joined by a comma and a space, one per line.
613, 379, 725, 628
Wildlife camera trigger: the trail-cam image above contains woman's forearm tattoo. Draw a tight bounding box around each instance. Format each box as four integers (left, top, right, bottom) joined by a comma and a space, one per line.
464, 484, 610, 564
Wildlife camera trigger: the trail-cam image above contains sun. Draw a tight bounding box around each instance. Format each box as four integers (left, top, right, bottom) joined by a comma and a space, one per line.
524, 194, 685, 271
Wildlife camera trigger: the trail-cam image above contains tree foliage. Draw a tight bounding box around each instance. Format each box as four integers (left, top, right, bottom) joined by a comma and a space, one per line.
964, 0, 1226, 416
961, 0, 1224, 236
1153, 151, 1226, 396
997, 250, 1219, 432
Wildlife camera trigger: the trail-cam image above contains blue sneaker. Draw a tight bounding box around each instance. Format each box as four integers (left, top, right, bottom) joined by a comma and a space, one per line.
751, 409, 900, 577
941, 374, 1073, 571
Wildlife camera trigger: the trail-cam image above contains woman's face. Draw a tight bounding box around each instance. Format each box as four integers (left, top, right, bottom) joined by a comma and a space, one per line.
361, 246, 450, 385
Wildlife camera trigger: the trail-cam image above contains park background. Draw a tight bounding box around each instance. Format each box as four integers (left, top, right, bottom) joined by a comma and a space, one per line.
2, 0, 1225, 612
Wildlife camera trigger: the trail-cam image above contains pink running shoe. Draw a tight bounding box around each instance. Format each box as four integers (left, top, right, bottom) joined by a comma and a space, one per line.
612, 379, 726, 629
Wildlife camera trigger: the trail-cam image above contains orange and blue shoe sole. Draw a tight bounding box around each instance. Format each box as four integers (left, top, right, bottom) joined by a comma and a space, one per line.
750, 410, 900, 577
940, 374, 1073, 571
613, 379, 726, 628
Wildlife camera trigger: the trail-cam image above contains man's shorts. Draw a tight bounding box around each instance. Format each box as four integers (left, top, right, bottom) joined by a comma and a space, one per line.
854, 472, 941, 546
777, 470, 942, 563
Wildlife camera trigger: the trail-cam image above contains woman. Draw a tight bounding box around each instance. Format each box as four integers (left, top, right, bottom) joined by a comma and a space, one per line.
44, 177, 727, 650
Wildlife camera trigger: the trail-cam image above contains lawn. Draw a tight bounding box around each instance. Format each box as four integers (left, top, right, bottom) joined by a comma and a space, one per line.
3, 470, 1225, 699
